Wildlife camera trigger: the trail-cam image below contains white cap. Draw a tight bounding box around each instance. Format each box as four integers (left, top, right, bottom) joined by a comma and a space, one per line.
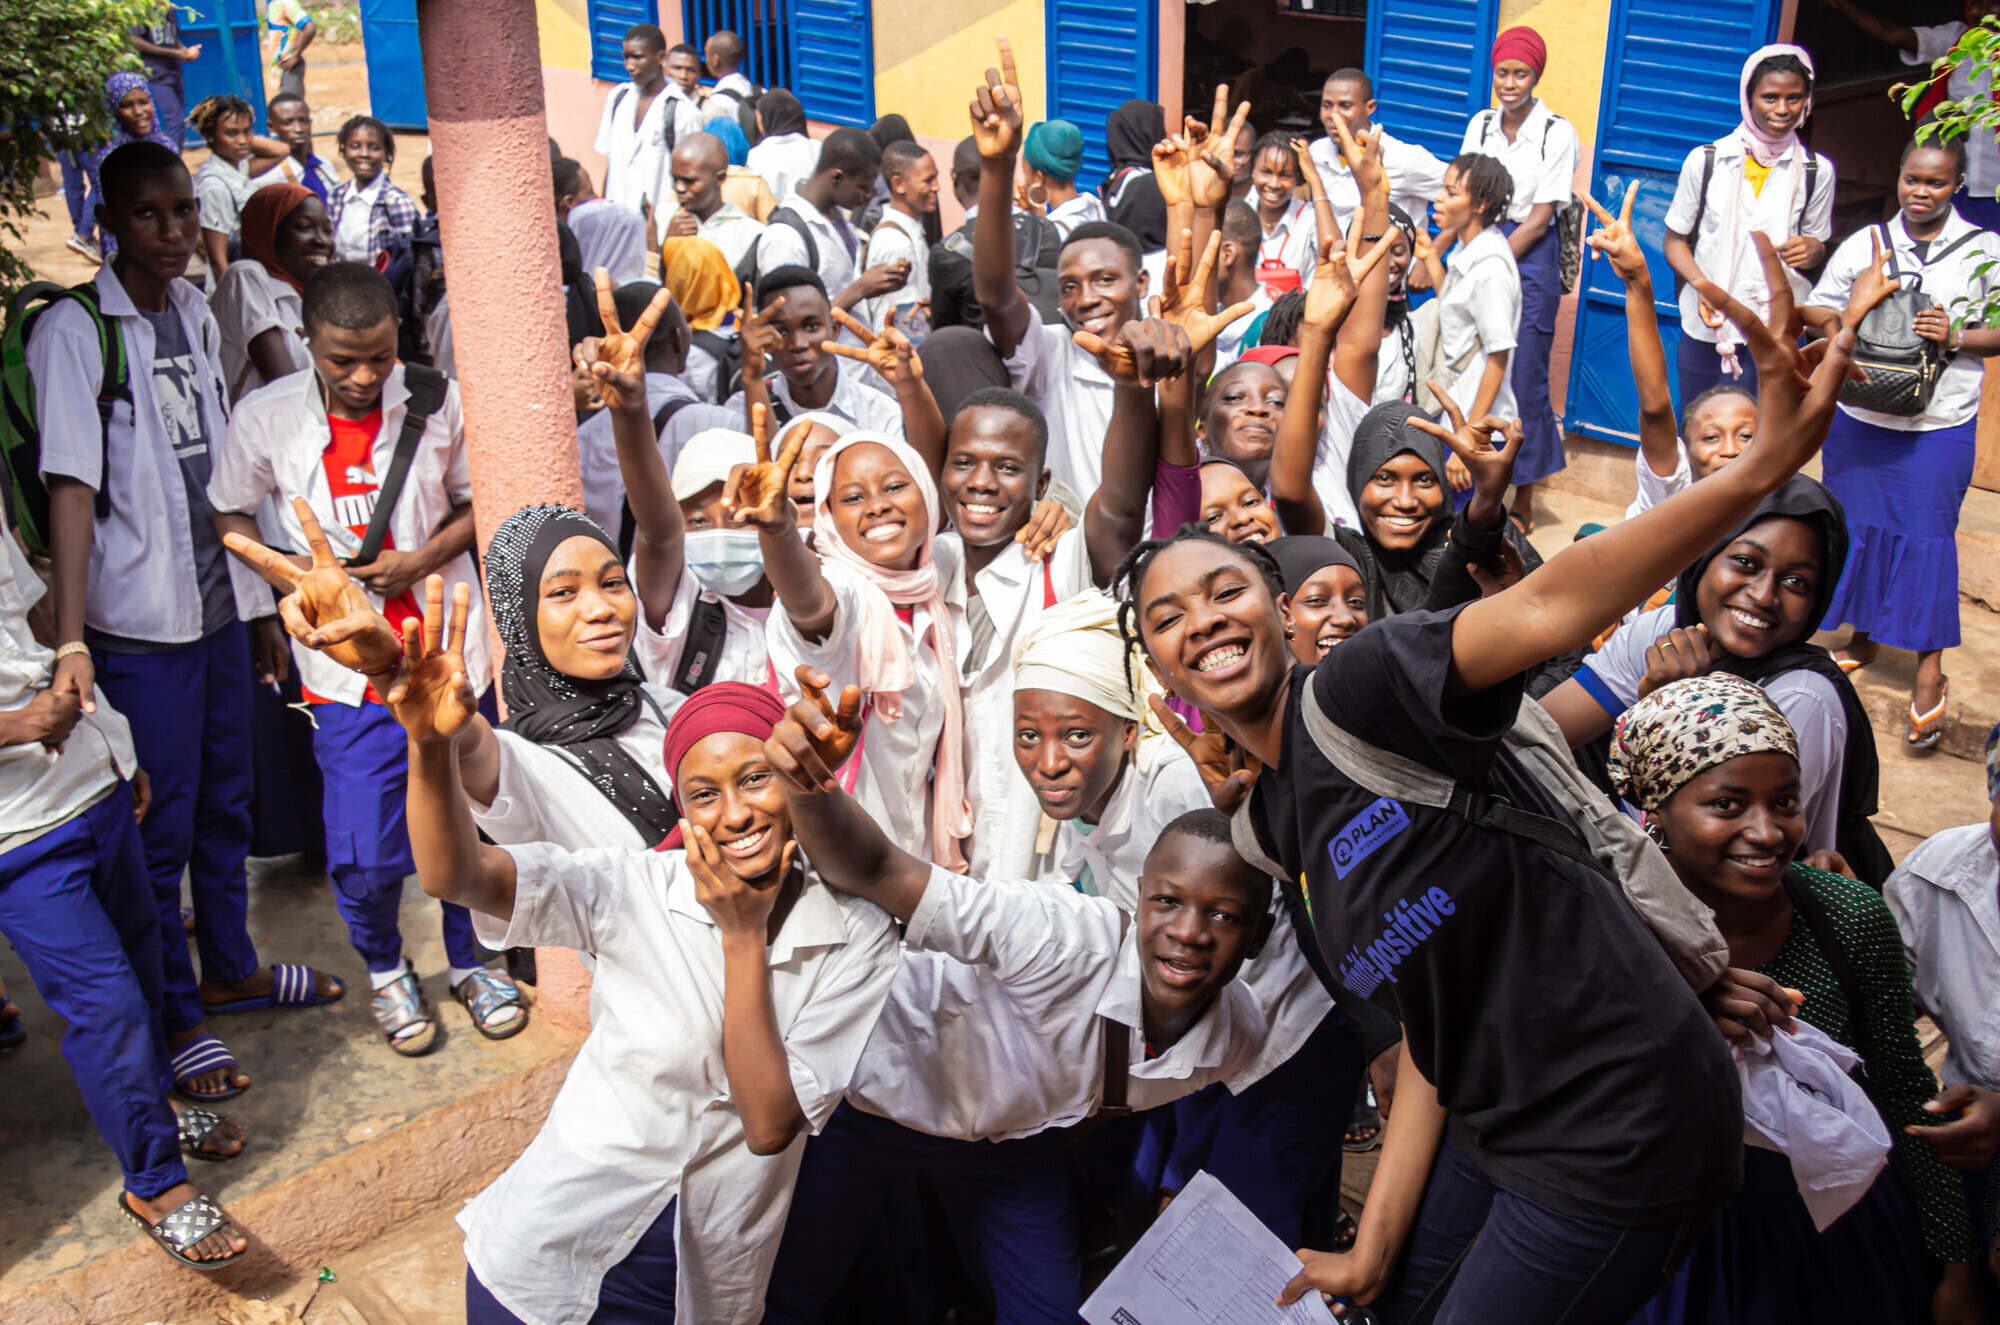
672, 428, 760, 502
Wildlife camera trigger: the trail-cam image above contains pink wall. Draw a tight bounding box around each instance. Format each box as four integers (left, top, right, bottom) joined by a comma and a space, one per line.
545, 65, 611, 194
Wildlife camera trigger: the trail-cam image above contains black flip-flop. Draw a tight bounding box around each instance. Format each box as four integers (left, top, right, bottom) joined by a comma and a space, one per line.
176, 1107, 245, 1163
119, 1190, 244, 1271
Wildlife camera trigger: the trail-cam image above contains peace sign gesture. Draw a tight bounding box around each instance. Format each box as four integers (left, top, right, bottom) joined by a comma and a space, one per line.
1328, 112, 1386, 202
1409, 387, 1523, 513
722, 403, 807, 533
1302, 210, 1395, 335
1143, 226, 1259, 357
1183, 83, 1250, 210
1842, 228, 1901, 332
765, 665, 866, 793
222, 496, 402, 676
1149, 694, 1261, 815
578, 268, 671, 412
738, 281, 786, 381
821, 307, 923, 390
971, 33, 1025, 160
381, 575, 480, 746
1581, 183, 1648, 288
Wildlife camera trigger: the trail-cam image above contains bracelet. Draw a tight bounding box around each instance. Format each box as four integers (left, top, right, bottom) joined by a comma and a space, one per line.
54, 641, 90, 662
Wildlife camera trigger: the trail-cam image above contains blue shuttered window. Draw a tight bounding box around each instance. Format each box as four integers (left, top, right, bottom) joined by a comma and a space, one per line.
589, 0, 659, 85
1362, 0, 1501, 163
358, 0, 429, 130
180, 0, 266, 136
1563, 0, 1782, 445
678, 0, 874, 126
1047, 0, 1158, 193
683, 0, 789, 93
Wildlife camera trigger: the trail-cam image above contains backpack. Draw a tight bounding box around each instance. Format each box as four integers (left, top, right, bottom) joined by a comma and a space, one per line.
1839, 222, 1987, 417
1678, 142, 1823, 295
1, 281, 129, 555
348, 363, 450, 566
1476, 110, 1587, 295
690, 329, 742, 402
608, 83, 680, 215
707, 82, 763, 145
941, 210, 1065, 325
745, 206, 820, 287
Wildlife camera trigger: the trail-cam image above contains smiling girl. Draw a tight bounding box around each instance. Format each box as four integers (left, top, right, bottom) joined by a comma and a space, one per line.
187, 95, 293, 285
328, 116, 418, 266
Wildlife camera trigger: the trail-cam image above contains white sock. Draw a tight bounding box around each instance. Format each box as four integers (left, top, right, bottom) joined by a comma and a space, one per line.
368, 960, 412, 992
448, 965, 487, 989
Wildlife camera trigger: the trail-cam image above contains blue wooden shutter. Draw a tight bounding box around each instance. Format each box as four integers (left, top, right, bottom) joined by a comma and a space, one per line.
588, 0, 658, 84
1362, 0, 1501, 163
682, 0, 788, 92
358, 0, 429, 130
790, 0, 875, 127
1563, 0, 1782, 445
1047, 0, 1158, 193
180, 0, 266, 138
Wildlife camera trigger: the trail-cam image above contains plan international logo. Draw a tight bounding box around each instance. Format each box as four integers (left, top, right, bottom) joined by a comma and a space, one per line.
1338, 886, 1457, 998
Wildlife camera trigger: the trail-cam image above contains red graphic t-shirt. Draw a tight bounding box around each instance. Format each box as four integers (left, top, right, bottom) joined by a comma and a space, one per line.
305, 410, 422, 704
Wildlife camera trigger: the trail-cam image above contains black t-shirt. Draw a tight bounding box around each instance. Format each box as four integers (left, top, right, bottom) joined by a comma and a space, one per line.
1249, 606, 1741, 1226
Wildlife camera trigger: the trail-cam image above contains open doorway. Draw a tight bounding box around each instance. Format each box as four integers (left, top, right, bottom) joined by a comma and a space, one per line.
1180, 0, 1367, 139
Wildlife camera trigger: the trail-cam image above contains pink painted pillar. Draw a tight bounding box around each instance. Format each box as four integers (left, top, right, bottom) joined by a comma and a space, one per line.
417, 0, 592, 1034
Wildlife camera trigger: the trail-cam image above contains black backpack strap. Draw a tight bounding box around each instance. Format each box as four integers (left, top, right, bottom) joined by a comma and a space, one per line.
352, 364, 447, 566
616, 397, 697, 558
672, 592, 730, 692
1690, 144, 1718, 243
651, 394, 693, 436
767, 207, 819, 273
762, 384, 794, 427
1445, 781, 1618, 885
1796, 152, 1820, 234
1781, 867, 1868, 1044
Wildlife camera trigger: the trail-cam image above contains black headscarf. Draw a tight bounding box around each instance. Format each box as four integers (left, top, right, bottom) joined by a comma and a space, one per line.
869, 113, 915, 152
1672, 475, 1890, 884
1105, 100, 1165, 171
1270, 535, 1362, 596
757, 89, 808, 138
487, 505, 677, 846
1101, 101, 1168, 249
1336, 403, 1454, 620
918, 326, 1010, 419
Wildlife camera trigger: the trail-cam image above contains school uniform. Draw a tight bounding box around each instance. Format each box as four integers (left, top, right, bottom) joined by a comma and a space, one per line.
193, 156, 281, 258
209, 258, 309, 402
1808, 212, 1999, 654
0, 533, 183, 1202
630, 567, 775, 694
1435, 225, 1521, 426
654, 198, 765, 272
1904, 24, 2000, 223
594, 82, 701, 221
209, 365, 493, 980
1001, 320, 1119, 502
763, 866, 1266, 1325
745, 133, 822, 213
1313, 378, 1373, 531
576, 370, 700, 536
326, 175, 420, 267
461, 842, 899, 1325
1461, 102, 1577, 486
1046, 191, 1107, 239
1309, 130, 1446, 236
723, 356, 905, 435
271, 149, 342, 205
756, 190, 862, 307
470, 684, 682, 853
565, 198, 649, 286
1211, 283, 1274, 372
1258, 198, 1320, 292
857, 205, 932, 333
29, 265, 270, 1035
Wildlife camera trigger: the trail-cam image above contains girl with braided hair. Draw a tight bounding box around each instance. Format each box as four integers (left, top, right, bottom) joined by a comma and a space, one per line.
187, 95, 292, 285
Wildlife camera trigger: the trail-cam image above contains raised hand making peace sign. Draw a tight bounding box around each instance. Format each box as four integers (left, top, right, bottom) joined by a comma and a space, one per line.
221, 496, 402, 678
1301, 209, 1396, 336
1581, 183, 1648, 288
738, 280, 787, 383
380, 575, 480, 746
576, 268, 673, 412
765, 665, 866, 793
1182, 84, 1251, 211
970, 34, 1025, 161
820, 307, 923, 391
722, 404, 808, 534
1149, 226, 1259, 355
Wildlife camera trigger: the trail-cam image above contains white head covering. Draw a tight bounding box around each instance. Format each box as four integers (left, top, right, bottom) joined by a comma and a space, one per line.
1013, 590, 1175, 774
672, 429, 759, 502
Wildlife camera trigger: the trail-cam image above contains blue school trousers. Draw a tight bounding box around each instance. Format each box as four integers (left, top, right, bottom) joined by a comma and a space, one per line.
94, 622, 259, 1033
763, 1102, 1081, 1325
0, 786, 185, 1199
466, 1197, 678, 1323
1502, 220, 1566, 487
309, 697, 479, 974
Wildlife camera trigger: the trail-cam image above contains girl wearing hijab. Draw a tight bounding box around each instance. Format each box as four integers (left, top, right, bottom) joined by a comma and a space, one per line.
1270, 535, 1368, 661
659, 235, 742, 401
1543, 476, 1893, 884
1451, 26, 1578, 511
1024, 119, 1106, 238
1665, 45, 1834, 403
84, 73, 179, 260
1100, 100, 1169, 252
1613, 676, 1981, 1325
747, 89, 819, 209
212, 183, 334, 400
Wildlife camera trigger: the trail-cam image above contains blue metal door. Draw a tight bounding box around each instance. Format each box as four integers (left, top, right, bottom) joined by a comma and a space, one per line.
179, 0, 265, 139
790, 0, 875, 126
360, 0, 429, 130
589, 0, 659, 83
1047, 0, 1157, 193
683, 0, 789, 93
1362, 0, 1501, 163
1564, 0, 1782, 445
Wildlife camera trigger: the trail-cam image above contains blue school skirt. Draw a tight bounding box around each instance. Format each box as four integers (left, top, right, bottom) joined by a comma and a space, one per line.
1502, 218, 1565, 487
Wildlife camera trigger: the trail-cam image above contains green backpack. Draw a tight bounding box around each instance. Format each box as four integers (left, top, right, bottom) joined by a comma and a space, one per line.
0, 281, 126, 553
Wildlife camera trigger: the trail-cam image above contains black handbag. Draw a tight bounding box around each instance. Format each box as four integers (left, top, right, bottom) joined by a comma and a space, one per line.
1841, 223, 1985, 417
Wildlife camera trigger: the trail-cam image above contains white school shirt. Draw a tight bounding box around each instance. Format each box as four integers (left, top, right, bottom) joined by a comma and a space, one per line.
332, 174, 382, 262
846, 865, 1266, 1141
746, 133, 822, 211
857, 206, 932, 332
210, 258, 309, 402
1002, 319, 1118, 502
470, 682, 682, 852
1626, 443, 1692, 520
1807, 210, 1999, 431
1580, 603, 1845, 853
1309, 130, 1446, 235
724, 357, 905, 437
594, 82, 676, 219
1259, 198, 1320, 289
566, 198, 649, 285
684, 332, 733, 404
1907, 25, 2000, 197
0, 534, 138, 854
655, 198, 766, 271
461, 843, 899, 1325
207, 364, 493, 705
1886, 824, 2000, 1093
1375, 318, 1411, 405
713, 71, 756, 102
1211, 283, 1274, 372
1435, 225, 1521, 423
1460, 101, 1579, 225
30, 267, 268, 643
193, 155, 279, 243
1665, 136, 1835, 343
944, 528, 1095, 880
576, 371, 699, 535
1047, 191, 1108, 239
630, 566, 775, 691
1312, 378, 1371, 531
766, 546, 961, 859
755, 191, 861, 305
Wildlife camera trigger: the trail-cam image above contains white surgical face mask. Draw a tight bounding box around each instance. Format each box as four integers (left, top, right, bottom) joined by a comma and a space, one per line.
684, 527, 765, 597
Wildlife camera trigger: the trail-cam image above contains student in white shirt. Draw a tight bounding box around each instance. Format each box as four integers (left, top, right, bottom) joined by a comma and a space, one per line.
593, 24, 686, 231
573, 279, 703, 537
1210, 200, 1274, 371
1310, 68, 1445, 243
1453, 26, 1579, 515
756, 128, 911, 317
554, 157, 648, 286
661, 131, 767, 271
663, 42, 710, 141
211, 262, 514, 1057
1022, 119, 1106, 239
1417, 154, 1520, 440
857, 139, 939, 334
702, 29, 757, 123
759, 692, 1271, 1324
1249, 131, 1320, 296
326, 116, 418, 267
210, 181, 331, 401
361, 638, 898, 1325
731, 267, 920, 438
186, 94, 292, 286
745, 89, 820, 206
1664, 44, 1833, 405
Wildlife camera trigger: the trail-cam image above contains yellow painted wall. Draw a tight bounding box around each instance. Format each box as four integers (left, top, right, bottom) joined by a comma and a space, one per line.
872, 0, 1047, 144
539, 0, 592, 74
1497, 0, 1613, 147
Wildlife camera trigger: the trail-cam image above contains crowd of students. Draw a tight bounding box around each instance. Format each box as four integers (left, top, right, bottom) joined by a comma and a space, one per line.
10, 12, 2000, 1325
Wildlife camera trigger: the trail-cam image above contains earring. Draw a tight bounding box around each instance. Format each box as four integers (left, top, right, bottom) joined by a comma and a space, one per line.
1645, 822, 1669, 852
1284, 625, 1296, 639
1028, 182, 1050, 207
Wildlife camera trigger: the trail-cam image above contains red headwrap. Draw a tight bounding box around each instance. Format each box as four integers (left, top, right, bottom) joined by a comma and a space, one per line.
239, 182, 316, 293
1491, 26, 1548, 79
657, 683, 790, 848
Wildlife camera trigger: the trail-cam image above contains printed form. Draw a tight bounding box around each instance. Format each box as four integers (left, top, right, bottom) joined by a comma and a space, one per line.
1081, 1171, 1338, 1325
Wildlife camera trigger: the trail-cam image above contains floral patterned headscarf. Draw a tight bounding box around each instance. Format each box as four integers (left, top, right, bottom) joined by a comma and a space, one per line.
1609, 674, 1799, 814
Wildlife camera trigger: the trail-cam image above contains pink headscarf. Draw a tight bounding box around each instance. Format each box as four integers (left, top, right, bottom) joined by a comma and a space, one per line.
1735, 44, 1814, 169
810, 431, 971, 870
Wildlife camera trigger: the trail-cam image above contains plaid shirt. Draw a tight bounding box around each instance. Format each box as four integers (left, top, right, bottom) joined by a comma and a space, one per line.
327, 177, 420, 264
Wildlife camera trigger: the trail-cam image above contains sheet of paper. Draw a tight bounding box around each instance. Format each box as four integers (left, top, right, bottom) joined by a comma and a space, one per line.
1080, 1170, 1338, 1325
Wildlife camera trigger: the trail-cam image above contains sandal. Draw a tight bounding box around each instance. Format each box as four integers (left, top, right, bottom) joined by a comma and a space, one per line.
119, 1190, 244, 1271
203, 962, 345, 1015
1906, 679, 1949, 750
0, 996, 24, 1052
1345, 1082, 1382, 1153
452, 970, 529, 1041
176, 1107, 243, 1162
170, 1034, 246, 1103
372, 972, 437, 1056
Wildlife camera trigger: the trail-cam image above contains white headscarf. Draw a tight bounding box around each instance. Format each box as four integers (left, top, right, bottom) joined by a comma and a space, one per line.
1012, 590, 1175, 776
1713, 44, 1817, 377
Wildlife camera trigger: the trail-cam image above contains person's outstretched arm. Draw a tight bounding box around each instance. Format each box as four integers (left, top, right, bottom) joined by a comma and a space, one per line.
1325, 120, 1394, 406
582, 272, 685, 629
1584, 186, 1678, 480
763, 668, 933, 918
723, 405, 838, 639
824, 307, 947, 476
970, 36, 1035, 359
1441, 236, 1857, 700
